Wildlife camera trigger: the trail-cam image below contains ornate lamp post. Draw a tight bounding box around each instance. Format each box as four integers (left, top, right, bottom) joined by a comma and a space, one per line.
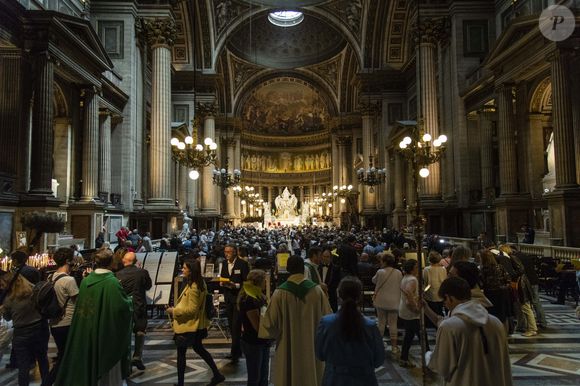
398, 120, 447, 378
170, 117, 218, 180
356, 155, 386, 192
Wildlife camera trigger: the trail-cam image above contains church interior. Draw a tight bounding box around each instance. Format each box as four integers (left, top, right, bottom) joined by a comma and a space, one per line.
1, 1, 580, 385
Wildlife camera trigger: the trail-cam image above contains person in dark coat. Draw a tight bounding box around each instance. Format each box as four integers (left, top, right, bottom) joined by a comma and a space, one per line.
319, 248, 341, 312
115, 251, 153, 370
514, 248, 547, 328
337, 235, 358, 278
219, 243, 250, 363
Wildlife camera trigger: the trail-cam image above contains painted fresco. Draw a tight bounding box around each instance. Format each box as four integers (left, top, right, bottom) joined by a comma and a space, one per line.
242, 80, 328, 135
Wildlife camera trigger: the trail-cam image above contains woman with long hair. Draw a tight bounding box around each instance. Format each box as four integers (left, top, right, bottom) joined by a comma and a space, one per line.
0, 272, 50, 385
315, 276, 385, 386
399, 259, 422, 368
237, 269, 270, 386
372, 252, 402, 354
166, 260, 225, 386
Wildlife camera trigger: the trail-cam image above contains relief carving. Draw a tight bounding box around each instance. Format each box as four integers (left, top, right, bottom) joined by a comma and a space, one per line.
241, 150, 332, 173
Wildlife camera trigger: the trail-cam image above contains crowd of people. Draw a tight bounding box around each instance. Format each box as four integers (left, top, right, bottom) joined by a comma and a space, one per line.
0, 223, 562, 386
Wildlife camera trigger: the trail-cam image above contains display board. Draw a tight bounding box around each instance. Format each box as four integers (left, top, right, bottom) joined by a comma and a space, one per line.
157, 252, 177, 283
143, 252, 162, 282
153, 284, 172, 305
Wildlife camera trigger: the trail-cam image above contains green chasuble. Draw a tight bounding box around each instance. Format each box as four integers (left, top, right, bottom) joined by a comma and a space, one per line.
278, 279, 318, 300
55, 271, 133, 386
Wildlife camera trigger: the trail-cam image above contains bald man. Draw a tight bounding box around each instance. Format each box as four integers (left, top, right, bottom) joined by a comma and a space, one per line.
116, 251, 152, 370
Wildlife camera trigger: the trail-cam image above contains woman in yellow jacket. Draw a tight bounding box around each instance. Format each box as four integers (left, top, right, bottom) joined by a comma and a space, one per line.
167, 260, 225, 386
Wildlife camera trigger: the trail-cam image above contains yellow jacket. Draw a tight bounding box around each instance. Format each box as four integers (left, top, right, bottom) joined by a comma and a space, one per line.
172, 282, 209, 334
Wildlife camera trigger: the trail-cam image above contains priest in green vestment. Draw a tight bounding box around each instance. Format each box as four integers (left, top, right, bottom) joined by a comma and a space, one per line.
259, 255, 332, 386
55, 249, 133, 386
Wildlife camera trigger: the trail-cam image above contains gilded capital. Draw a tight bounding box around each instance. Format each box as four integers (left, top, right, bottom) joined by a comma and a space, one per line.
143, 18, 176, 48
196, 102, 219, 118
412, 17, 449, 46
358, 102, 379, 117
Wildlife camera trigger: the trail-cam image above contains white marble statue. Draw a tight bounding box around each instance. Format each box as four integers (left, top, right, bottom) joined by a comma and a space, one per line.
179, 213, 192, 239
274, 187, 298, 218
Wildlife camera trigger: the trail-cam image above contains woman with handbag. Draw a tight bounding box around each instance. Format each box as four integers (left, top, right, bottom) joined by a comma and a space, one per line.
166, 260, 225, 386
371, 253, 402, 354
398, 259, 422, 368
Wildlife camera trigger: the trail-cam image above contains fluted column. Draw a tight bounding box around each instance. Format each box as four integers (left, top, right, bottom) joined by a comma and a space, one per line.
224, 137, 236, 218
496, 84, 518, 195
385, 150, 395, 213
360, 104, 377, 212
478, 109, 495, 198
394, 153, 405, 210
81, 88, 99, 201
144, 18, 176, 206
99, 109, 112, 203
413, 18, 445, 199
29, 53, 54, 195
199, 103, 219, 213
549, 50, 577, 188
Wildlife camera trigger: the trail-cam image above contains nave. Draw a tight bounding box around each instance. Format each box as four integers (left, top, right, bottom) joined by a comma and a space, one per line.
2, 297, 578, 386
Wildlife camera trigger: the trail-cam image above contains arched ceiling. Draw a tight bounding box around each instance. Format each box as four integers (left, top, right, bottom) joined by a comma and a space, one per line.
227, 11, 346, 69
173, 0, 415, 131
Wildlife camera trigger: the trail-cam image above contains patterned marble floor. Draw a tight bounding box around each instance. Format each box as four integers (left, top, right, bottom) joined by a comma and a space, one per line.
1, 295, 578, 385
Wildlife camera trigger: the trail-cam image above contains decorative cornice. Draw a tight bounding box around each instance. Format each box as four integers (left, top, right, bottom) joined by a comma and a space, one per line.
142, 18, 176, 48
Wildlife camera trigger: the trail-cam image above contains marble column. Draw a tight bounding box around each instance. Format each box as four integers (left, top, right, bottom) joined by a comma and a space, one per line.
360, 104, 377, 212
496, 84, 518, 195
549, 50, 577, 188
199, 103, 219, 213
414, 18, 445, 199
98, 109, 112, 203
336, 136, 352, 186
385, 149, 395, 214
81, 88, 99, 201
29, 53, 54, 195
394, 153, 405, 210
144, 18, 176, 206
478, 110, 495, 199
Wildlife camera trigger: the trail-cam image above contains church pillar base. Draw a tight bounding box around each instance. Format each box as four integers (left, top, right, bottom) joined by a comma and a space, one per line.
545, 187, 580, 247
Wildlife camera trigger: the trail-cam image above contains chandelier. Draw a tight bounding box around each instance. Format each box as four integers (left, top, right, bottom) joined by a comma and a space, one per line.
313, 192, 334, 209
232, 185, 261, 204
212, 158, 241, 192
170, 117, 218, 180
356, 156, 386, 192
397, 121, 448, 178
332, 184, 357, 204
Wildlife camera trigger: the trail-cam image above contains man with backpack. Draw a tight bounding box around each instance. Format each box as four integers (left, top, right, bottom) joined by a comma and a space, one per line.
43, 247, 78, 385
116, 251, 152, 371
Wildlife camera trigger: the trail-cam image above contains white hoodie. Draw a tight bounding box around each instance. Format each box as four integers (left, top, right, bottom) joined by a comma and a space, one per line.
428, 300, 513, 386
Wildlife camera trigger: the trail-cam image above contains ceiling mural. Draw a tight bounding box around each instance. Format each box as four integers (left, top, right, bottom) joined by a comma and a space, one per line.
242, 78, 329, 135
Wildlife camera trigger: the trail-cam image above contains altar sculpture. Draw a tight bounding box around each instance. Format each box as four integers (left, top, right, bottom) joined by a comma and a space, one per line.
266, 187, 301, 227
275, 187, 298, 219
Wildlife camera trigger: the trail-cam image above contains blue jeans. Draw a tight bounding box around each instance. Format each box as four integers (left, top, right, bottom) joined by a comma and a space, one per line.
241, 340, 270, 386
530, 284, 547, 326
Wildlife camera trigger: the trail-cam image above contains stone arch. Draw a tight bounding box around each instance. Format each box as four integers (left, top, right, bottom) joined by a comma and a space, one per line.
52, 81, 69, 118
529, 76, 552, 114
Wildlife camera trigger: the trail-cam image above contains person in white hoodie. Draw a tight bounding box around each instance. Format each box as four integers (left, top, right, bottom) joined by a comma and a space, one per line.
427, 276, 513, 386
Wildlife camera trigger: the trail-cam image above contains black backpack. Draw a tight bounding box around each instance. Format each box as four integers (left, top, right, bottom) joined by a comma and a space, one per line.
32, 274, 68, 320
